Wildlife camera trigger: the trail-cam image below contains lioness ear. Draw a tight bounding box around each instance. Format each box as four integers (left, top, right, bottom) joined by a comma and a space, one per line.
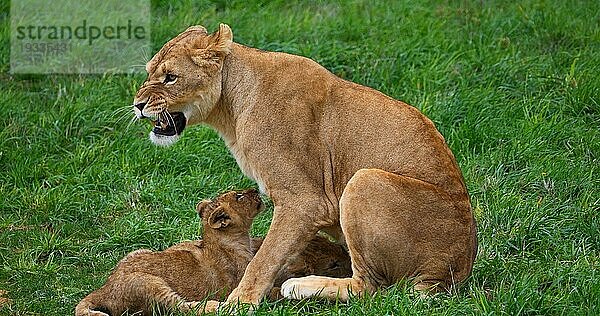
185, 25, 208, 35
196, 200, 212, 219
190, 24, 232, 66
208, 23, 233, 55
207, 206, 232, 229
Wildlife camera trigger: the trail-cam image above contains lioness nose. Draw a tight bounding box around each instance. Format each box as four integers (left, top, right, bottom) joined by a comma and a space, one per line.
134, 102, 146, 112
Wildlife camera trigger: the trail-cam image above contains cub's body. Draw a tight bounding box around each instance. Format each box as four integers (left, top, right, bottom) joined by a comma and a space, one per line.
75, 190, 350, 315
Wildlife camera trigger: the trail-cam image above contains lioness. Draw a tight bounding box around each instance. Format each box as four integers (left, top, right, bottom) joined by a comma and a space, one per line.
133, 24, 477, 305
75, 189, 351, 315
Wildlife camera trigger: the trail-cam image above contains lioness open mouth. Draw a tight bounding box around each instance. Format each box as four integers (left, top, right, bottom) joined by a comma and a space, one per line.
151, 112, 186, 136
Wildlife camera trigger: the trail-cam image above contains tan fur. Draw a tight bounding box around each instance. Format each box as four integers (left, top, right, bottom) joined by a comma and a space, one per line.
133, 24, 477, 305
0, 290, 11, 309
75, 190, 351, 315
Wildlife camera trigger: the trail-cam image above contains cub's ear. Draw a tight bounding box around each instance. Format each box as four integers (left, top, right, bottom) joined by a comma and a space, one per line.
196, 200, 212, 219
207, 205, 232, 229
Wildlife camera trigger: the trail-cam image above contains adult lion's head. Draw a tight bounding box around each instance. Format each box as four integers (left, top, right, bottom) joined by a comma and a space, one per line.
133, 24, 233, 146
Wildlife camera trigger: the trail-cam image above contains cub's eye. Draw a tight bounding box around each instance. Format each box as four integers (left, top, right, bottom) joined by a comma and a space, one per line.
163, 73, 177, 84
235, 193, 244, 201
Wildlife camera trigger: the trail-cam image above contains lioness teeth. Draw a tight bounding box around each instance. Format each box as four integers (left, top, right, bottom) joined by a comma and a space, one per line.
152, 115, 162, 128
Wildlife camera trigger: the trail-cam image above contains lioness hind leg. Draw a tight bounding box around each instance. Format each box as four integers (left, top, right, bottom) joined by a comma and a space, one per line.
338, 168, 475, 296
413, 279, 447, 294
280, 276, 365, 301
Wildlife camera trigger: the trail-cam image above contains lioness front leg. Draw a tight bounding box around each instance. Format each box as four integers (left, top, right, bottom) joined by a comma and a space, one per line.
224, 200, 322, 306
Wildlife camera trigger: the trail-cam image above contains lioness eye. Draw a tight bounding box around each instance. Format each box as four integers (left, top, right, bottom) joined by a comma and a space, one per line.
163, 73, 177, 84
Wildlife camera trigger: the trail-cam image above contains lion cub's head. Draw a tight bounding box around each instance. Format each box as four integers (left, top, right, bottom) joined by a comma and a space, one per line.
196, 188, 263, 235
133, 24, 233, 146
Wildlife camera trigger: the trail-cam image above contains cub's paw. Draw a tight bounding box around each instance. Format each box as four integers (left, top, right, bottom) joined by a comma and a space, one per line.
203, 300, 221, 313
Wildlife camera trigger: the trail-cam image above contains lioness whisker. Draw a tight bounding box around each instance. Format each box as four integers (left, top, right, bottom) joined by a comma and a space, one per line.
113, 114, 130, 127
111, 106, 135, 125
113, 116, 128, 127
194, 95, 205, 114
111, 107, 132, 119
113, 109, 139, 128
125, 115, 137, 132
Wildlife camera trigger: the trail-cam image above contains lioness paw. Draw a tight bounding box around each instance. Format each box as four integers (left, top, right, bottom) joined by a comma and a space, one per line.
281, 277, 321, 300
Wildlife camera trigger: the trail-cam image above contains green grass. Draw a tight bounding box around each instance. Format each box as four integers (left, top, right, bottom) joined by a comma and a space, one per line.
1, 0, 599, 315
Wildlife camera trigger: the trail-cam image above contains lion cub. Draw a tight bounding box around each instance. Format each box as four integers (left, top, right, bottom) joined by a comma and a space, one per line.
76, 189, 350, 316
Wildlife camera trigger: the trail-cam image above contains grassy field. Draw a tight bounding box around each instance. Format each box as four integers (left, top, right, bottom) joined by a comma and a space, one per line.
1, 0, 599, 315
